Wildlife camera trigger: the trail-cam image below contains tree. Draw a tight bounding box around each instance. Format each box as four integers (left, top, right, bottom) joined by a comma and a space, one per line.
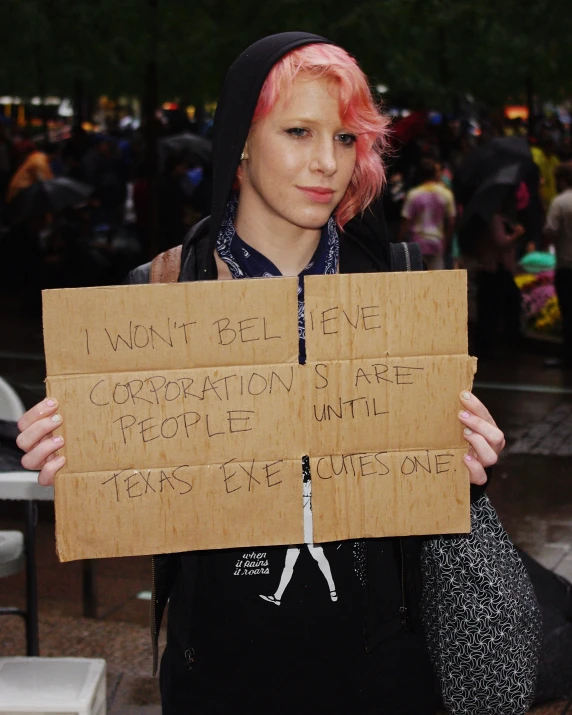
1, 0, 571, 111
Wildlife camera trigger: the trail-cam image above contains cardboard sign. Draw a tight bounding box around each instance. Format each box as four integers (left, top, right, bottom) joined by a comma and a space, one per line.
43, 271, 475, 562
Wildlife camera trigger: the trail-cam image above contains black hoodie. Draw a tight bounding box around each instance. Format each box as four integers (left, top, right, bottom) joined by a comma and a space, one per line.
177, 31, 393, 284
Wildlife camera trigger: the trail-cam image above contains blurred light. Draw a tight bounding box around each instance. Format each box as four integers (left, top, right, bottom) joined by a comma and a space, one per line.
376, 84, 389, 94
58, 99, 73, 117
162, 101, 179, 111
505, 105, 529, 120
7, 96, 63, 107
466, 119, 481, 136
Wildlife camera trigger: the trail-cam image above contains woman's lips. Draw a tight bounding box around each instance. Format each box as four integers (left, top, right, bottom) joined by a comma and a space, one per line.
297, 187, 335, 204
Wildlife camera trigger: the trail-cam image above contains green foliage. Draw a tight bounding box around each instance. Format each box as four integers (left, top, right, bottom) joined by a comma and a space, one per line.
1, 0, 571, 108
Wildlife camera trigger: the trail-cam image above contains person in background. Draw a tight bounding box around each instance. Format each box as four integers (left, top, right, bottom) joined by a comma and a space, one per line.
158, 152, 192, 253
6, 141, 55, 204
11, 129, 37, 168
459, 187, 525, 357
0, 123, 14, 205
559, 134, 572, 162
83, 136, 127, 233
132, 162, 152, 256
544, 162, 572, 368
531, 135, 560, 212
62, 124, 89, 181
399, 157, 455, 269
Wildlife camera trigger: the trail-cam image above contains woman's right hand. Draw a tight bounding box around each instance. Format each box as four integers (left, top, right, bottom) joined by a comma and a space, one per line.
16, 397, 66, 486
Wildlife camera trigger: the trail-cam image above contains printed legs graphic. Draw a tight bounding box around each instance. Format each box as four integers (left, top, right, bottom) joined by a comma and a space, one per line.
259, 545, 337, 606
259, 476, 337, 606
308, 544, 337, 600
274, 547, 300, 600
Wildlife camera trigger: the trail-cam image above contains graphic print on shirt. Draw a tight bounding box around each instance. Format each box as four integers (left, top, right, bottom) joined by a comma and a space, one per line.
259, 478, 338, 606
234, 552, 270, 576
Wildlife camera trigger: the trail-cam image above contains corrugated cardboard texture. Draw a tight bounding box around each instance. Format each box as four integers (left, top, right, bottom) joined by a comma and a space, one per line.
304, 271, 467, 360
46, 364, 306, 474
310, 449, 469, 541
306, 356, 477, 455
43, 278, 299, 375
43, 271, 474, 561
55, 460, 304, 561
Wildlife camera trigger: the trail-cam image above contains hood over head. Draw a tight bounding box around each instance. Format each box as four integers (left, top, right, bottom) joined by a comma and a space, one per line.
203, 32, 332, 278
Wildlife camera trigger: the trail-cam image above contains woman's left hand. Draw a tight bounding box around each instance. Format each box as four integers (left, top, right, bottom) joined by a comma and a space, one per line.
458, 391, 505, 485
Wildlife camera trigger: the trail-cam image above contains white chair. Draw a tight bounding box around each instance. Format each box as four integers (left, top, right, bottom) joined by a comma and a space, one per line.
0, 376, 40, 655
0, 375, 25, 421
0, 657, 106, 714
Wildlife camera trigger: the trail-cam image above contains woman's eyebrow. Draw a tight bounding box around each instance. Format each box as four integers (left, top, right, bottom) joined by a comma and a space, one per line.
281, 115, 348, 128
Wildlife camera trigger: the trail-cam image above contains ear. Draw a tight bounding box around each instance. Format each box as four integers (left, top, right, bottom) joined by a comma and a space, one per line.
241, 138, 250, 161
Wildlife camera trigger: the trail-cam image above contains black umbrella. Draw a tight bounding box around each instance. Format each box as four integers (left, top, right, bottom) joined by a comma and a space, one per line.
10, 177, 93, 222
455, 137, 532, 205
159, 132, 212, 165
459, 163, 523, 228
489, 136, 532, 161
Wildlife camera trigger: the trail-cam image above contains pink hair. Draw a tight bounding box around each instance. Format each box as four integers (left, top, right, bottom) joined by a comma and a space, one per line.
252, 44, 390, 229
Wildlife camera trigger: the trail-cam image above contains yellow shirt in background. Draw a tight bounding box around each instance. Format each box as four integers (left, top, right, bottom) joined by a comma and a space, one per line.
531, 146, 560, 210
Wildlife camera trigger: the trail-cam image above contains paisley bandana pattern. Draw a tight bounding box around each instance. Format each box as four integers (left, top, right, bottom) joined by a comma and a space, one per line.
216, 196, 339, 362
421, 494, 542, 714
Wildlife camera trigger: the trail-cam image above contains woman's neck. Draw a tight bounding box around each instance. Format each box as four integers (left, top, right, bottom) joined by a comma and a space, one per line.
234, 199, 321, 277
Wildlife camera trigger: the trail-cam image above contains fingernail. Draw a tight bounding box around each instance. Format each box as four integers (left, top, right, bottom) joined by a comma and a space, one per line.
460, 411, 471, 419
464, 454, 473, 461
46, 399, 56, 407
51, 414, 62, 423
53, 436, 64, 444
53, 455, 66, 467
464, 427, 473, 435
462, 392, 471, 400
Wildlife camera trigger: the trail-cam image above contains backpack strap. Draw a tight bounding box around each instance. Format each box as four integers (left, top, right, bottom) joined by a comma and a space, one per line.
389, 242, 423, 272
150, 245, 183, 283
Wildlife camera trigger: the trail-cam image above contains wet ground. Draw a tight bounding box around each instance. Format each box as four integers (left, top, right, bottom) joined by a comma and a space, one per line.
0, 293, 571, 713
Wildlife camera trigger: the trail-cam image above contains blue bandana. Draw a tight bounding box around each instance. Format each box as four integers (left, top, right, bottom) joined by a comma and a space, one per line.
216, 196, 339, 362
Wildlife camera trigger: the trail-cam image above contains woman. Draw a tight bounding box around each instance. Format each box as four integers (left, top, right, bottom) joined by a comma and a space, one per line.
18, 34, 518, 714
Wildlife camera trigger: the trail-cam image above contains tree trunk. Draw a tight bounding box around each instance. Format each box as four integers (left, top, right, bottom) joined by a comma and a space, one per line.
73, 78, 86, 125
526, 75, 534, 139
33, 43, 48, 138
143, 0, 160, 260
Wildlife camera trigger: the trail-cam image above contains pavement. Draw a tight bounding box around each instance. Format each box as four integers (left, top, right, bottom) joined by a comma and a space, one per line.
1, 292, 572, 713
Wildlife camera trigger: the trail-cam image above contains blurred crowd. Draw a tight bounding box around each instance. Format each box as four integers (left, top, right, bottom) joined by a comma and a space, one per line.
0, 115, 212, 305
383, 112, 572, 361
1, 108, 571, 363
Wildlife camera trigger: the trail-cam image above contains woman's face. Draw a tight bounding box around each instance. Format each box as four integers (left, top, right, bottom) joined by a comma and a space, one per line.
239, 76, 357, 232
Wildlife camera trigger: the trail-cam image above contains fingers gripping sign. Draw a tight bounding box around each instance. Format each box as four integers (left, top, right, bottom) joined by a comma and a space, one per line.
458, 391, 506, 486
17, 397, 66, 486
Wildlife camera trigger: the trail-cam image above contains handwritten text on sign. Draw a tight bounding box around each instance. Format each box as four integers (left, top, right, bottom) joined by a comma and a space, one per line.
43, 271, 475, 561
